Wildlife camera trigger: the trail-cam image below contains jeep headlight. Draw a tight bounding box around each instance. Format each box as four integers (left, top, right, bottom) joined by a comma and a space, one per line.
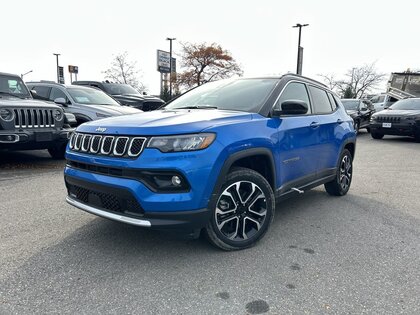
147, 133, 216, 152
0, 108, 14, 121
53, 109, 63, 121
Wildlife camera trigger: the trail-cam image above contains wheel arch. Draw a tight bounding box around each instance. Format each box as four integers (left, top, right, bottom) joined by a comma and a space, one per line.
212, 148, 277, 197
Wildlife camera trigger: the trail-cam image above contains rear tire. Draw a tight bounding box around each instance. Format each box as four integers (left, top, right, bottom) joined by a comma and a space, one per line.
205, 167, 275, 251
371, 131, 384, 139
325, 149, 353, 196
48, 143, 66, 159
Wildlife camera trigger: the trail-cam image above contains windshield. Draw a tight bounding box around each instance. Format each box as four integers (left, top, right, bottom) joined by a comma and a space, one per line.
103, 84, 140, 96
0, 75, 31, 98
165, 78, 279, 112
341, 100, 360, 110
389, 98, 420, 110
68, 87, 120, 106
371, 95, 385, 103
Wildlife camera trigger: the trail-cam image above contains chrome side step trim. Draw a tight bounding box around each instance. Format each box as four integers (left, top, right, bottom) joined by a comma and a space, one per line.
66, 196, 151, 227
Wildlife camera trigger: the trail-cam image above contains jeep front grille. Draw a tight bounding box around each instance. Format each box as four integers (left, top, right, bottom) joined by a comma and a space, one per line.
14, 108, 55, 128
376, 116, 401, 123
69, 132, 146, 158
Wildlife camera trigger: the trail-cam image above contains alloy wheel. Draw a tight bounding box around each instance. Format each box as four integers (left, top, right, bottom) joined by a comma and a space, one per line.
339, 155, 352, 190
215, 181, 267, 241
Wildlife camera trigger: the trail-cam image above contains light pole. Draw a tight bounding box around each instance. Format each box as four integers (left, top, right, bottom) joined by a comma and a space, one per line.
292, 23, 309, 75
53, 53, 61, 83
21, 70, 33, 79
166, 37, 176, 98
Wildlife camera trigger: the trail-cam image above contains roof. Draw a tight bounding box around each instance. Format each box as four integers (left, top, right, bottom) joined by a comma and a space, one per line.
26, 81, 93, 89
391, 72, 420, 76
0, 72, 20, 78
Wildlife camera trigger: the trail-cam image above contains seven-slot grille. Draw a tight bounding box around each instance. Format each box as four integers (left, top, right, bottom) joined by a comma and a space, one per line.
376, 116, 401, 123
14, 108, 55, 128
69, 132, 146, 158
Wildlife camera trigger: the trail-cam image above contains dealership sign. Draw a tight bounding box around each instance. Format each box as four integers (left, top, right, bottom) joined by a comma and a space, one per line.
68, 65, 79, 74
157, 50, 176, 73
157, 50, 170, 73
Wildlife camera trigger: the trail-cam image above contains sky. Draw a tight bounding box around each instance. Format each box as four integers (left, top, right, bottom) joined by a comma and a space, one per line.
1, 0, 419, 95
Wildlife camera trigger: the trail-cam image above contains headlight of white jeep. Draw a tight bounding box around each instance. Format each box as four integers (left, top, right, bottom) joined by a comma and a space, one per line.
147, 133, 216, 153
0, 108, 14, 121
53, 109, 63, 121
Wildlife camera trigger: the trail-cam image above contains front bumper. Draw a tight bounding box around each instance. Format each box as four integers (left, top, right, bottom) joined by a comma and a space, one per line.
66, 195, 210, 230
0, 128, 72, 149
370, 122, 418, 137
64, 174, 211, 230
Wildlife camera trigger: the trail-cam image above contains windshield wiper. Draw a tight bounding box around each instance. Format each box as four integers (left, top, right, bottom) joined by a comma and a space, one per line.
175, 105, 218, 109
0, 91, 25, 99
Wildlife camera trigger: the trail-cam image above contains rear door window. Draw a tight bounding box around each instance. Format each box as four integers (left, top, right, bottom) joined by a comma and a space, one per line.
31, 86, 51, 101
308, 86, 333, 114
327, 93, 338, 111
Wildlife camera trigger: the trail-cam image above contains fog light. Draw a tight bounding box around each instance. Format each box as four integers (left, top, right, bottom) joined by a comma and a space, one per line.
171, 175, 182, 186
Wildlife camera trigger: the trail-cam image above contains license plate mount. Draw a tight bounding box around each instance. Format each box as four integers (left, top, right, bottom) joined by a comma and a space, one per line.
35, 132, 53, 142
382, 122, 392, 128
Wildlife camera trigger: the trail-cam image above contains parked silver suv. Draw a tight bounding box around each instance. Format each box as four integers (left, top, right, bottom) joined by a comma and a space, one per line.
26, 82, 141, 126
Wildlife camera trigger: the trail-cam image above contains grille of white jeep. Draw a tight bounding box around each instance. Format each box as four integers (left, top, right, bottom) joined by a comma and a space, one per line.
14, 108, 55, 128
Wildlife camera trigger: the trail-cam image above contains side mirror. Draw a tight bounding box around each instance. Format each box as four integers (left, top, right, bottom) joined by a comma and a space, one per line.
54, 97, 68, 106
30, 89, 39, 99
273, 100, 308, 116
360, 107, 368, 111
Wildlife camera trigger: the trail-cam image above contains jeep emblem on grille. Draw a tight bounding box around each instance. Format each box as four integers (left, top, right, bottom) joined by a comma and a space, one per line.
96, 127, 107, 133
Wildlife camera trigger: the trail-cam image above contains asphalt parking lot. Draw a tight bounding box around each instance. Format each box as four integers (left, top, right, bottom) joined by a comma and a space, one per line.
1, 132, 419, 314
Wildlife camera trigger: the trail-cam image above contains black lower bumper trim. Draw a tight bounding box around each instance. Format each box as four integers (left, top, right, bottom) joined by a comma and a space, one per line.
65, 175, 211, 230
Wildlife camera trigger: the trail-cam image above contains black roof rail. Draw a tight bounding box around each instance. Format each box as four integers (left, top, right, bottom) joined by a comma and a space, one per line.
26, 80, 63, 85
281, 73, 328, 88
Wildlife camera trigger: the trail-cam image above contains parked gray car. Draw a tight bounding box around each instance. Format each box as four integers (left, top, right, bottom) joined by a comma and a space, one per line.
26, 82, 141, 126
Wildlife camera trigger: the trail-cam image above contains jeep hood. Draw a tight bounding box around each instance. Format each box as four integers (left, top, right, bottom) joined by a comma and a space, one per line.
0, 98, 61, 109
83, 104, 141, 115
77, 109, 253, 135
373, 109, 420, 117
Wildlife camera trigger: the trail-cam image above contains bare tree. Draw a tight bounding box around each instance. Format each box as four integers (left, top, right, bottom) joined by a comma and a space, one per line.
318, 73, 339, 90
319, 63, 386, 98
103, 52, 145, 91
176, 42, 243, 89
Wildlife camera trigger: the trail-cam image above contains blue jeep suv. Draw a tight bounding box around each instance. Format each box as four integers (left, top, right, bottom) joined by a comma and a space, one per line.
64, 75, 356, 250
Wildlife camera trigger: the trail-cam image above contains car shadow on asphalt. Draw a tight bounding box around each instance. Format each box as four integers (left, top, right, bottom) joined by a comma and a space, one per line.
0, 150, 65, 172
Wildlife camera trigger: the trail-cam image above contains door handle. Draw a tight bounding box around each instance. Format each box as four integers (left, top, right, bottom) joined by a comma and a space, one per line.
310, 122, 320, 128
337, 119, 344, 124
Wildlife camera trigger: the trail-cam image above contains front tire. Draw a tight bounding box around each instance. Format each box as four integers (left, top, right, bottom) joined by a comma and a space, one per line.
371, 131, 384, 139
48, 143, 66, 159
325, 149, 353, 196
205, 167, 275, 251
